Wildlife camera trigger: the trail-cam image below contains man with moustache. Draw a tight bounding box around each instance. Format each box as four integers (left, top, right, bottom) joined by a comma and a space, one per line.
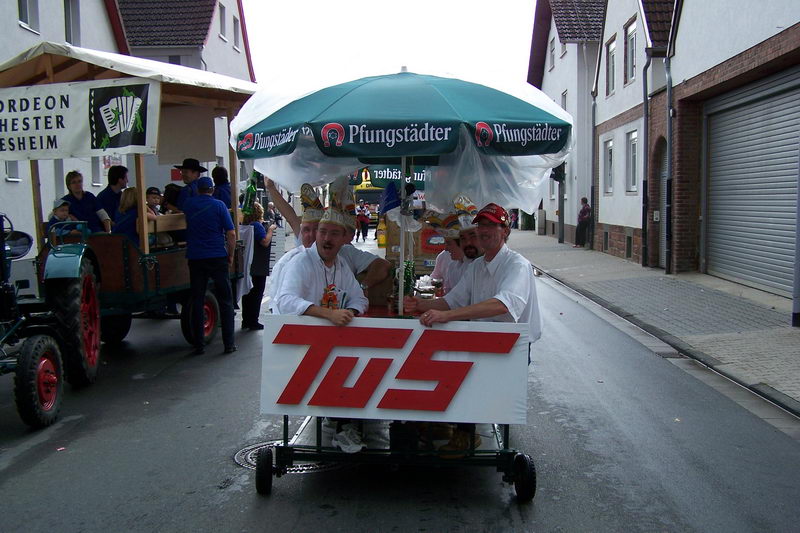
267, 183, 324, 313
273, 199, 368, 325
427, 196, 483, 295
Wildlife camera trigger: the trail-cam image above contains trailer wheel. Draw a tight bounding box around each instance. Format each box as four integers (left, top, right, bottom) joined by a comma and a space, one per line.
255, 447, 273, 495
180, 290, 219, 346
49, 256, 101, 387
101, 313, 133, 344
513, 453, 536, 502
14, 335, 64, 428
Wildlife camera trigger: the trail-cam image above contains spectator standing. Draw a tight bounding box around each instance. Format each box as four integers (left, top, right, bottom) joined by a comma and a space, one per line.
574, 197, 592, 248
96, 165, 128, 222
241, 202, 276, 330
183, 176, 237, 355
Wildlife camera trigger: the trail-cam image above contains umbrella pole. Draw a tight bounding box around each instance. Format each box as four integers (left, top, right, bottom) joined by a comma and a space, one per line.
398, 156, 407, 315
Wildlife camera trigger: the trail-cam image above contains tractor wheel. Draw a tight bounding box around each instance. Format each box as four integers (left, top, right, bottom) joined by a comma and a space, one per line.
14, 335, 64, 428
180, 290, 219, 346
513, 453, 537, 502
49, 256, 101, 387
101, 313, 133, 344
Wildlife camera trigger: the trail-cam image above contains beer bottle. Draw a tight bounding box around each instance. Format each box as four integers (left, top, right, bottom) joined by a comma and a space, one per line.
242, 171, 259, 215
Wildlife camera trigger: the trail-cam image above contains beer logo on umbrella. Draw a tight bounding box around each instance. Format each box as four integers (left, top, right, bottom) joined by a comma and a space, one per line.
475, 122, 493, 147
321, 123, 345, 147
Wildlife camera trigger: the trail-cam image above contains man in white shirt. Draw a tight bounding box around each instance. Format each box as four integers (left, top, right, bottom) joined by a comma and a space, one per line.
404, 202, 541, 345
267, 184, 324, 311
427, 196, 484, 295
273, 205, 368, 325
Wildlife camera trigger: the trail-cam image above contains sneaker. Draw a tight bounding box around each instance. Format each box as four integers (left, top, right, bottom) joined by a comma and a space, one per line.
331, 423, 365, 453
438, 429, 482, 459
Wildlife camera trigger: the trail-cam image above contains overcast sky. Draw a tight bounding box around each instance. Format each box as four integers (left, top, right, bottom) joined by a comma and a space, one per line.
241, 0, 536, 91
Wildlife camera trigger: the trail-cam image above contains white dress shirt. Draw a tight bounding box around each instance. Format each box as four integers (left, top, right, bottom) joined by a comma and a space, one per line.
444, 244, 541, 343
267, 244, 304, 310
338, 243, 378, 276
274, 244, 369, 316
431, 250, 473, 295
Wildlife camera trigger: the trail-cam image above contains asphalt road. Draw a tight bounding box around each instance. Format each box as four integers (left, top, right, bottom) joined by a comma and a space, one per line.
1, 275, 799, 533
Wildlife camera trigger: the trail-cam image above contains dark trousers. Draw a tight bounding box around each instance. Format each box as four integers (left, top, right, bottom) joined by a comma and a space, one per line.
188, 257, 235, 349
357, 220, 369, 241
575, 220, 590, 246
241, 275, 267, 326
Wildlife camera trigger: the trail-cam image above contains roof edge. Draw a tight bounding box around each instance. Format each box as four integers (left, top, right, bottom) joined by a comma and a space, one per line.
237, 0, 257, 83
103, 0, 130, 55
527, 0, 553, 88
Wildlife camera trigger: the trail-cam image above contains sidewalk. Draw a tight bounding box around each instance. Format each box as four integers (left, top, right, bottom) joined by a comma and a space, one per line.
509, 230, 800, 417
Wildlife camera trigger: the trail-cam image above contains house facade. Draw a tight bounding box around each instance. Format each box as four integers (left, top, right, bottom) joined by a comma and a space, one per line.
0, 0, 255, 242
528, 0, 603, 242
647, 1, 799, 298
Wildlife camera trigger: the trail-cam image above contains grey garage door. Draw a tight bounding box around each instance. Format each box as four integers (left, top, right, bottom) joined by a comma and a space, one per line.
706, 68, 799, 298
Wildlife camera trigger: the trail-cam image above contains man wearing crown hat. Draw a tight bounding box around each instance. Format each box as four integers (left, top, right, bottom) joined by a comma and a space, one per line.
427, 196, 485, 295
266, 182, 325, 313
405, 202, 541, 345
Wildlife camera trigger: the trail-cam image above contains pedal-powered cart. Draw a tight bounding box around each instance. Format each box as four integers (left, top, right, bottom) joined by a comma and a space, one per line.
232, 70, 572, 501
255, 314, 536, 502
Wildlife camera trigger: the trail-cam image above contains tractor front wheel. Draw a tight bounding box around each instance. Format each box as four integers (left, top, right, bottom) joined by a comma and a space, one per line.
180, 290, 219, 346
14, 335, 64, 428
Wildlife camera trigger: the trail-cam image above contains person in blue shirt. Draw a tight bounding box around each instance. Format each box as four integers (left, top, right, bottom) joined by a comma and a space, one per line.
241, 202, 276, 330
62, 170, 112, 233
183, 176, 236, 355
113, 187, 157, 247
212, 166, 232, 208
96, 165, 128, 222
47, 199, 81, 240
174, 158, 207, 211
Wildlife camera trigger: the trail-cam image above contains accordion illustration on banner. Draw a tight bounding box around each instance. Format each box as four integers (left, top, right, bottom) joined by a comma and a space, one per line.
99, 95, 143, 138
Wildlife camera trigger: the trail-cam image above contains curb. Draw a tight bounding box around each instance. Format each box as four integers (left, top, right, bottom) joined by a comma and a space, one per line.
535, 266, 800, 419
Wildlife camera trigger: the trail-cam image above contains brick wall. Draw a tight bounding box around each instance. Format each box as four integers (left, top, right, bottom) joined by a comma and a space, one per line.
593, 223, 642, 263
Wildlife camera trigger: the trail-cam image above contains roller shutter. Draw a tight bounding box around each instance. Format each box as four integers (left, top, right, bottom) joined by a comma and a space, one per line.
705, 68, 799, 297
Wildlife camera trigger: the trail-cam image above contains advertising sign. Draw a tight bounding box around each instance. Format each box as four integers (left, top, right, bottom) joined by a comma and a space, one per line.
261, 316, 528, 424
0, 77, 160, 161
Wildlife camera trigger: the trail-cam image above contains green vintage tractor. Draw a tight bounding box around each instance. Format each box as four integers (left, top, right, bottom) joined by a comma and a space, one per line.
0, 213, 99, 427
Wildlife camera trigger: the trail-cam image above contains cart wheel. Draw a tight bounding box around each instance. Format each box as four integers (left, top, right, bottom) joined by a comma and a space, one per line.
14, 335, 64, 428
48, 256, 101, 387
180, 290, 219, 346
101, 313, 133, 344
255, 447, 273, 495
513, 453, 536, 502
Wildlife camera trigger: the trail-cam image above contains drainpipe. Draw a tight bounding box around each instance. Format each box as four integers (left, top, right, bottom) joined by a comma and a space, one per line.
793, 144, 800, 327
665, 55, 674, 275
641, 52, 652, 267
591, 93, 597, 250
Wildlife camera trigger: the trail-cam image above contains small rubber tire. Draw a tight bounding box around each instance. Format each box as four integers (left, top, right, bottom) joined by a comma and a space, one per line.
101, 313, 133, 344
48, 256, 101, 387
255, 447, 273, 495
14, 335, 64, 428
180, 290, 220, 346
513, 453, 536, 502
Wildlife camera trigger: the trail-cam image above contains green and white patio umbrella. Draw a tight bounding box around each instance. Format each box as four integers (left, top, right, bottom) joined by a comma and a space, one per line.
230, 71, 573, 213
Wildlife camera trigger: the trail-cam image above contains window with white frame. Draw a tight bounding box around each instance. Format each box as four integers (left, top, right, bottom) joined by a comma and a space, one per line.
606, 38, 616, 96
549, 173, 555, 199
561, 41, 567, 56
91, 157, 102, 186
233, 16, 241, 49
4, 161, 20, 182
18, 0, 39, 31
64, 0, 80, 46
604, 139, 613, 193
549, 38, 555, 70
561, 90, 567, 110
218, 3, 227, 38
624, 21, 636, 84
626, 131, 638, 191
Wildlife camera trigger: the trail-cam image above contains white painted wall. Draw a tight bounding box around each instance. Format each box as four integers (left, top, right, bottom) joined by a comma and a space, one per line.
132, 47, 204, 71
671, 1, 800, 84
539, 16, 598, 229
595, 0, 646, 124
597, 117, 643, 228
203, 0, 251, 81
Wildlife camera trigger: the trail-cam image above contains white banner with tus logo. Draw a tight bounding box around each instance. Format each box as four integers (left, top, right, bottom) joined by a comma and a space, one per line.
261, 316, 528, 424
0, 77, 160, 161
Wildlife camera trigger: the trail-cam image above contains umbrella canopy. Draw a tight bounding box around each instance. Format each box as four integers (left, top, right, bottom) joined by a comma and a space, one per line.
230, 71, 573, 212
